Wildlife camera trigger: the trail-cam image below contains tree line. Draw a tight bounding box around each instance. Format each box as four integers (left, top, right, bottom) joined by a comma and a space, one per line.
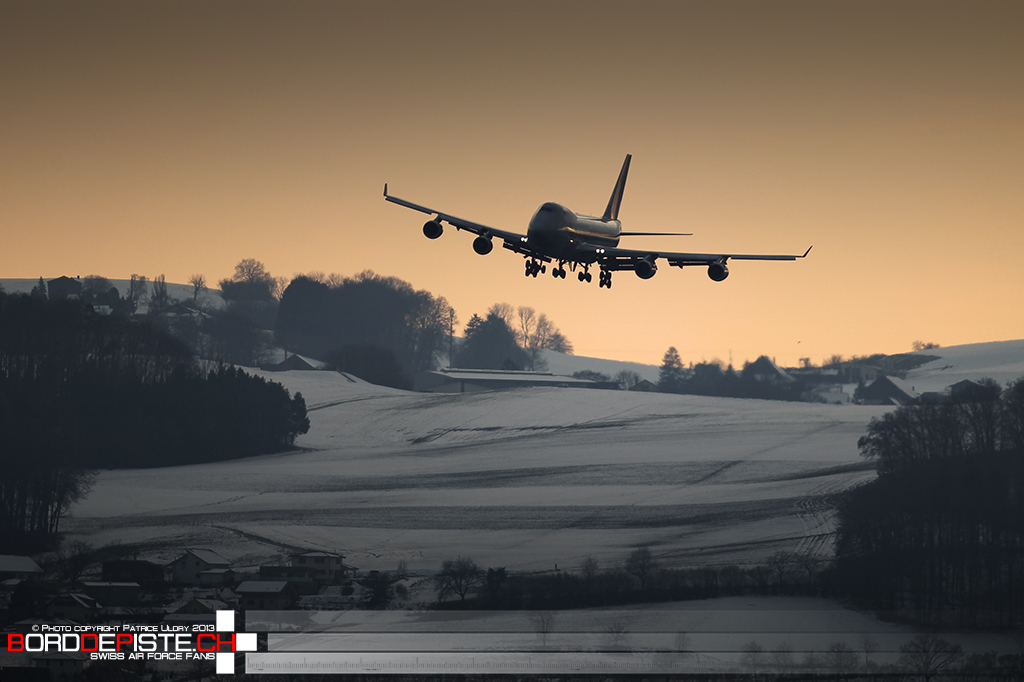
833, 378, 1024, 627
0, 291, 309, 553
657, 346, 804, 400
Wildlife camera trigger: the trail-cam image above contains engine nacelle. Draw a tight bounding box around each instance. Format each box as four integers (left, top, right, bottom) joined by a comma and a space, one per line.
472, 235, 493, 255
634, 259, 657, 280
423, 220, 443, 239
708, 262, 729, 281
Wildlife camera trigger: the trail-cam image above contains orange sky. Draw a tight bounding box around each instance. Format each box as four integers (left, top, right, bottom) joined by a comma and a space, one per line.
2, 1, 1022, 368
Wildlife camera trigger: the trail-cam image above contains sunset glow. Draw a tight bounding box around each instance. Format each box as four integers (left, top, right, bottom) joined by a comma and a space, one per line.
2, 1, 1022, 367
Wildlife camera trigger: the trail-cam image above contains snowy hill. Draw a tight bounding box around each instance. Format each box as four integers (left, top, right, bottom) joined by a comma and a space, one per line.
903, 339, 1024, 393
67, 370, 890, 574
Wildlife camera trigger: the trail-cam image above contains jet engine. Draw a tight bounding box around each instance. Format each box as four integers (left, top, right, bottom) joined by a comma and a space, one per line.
423, 220, 443, 239
634, 259, 657, 279
708, 262, 729, 281
473, 235, 493, 255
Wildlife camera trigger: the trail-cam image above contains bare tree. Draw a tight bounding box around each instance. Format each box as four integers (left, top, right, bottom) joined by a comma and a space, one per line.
603, 617, 632, 649
128, 274, 149, 309
488, 302, 515, 329
434, 556, 483, 602
516, 306, 537, 346
740, 641, 767, 670
189, 273, 207, 300
615, 370, 641, 391
55, 540, 95, 588
858, 633, 879, 670
82, 275, 112, 298
149, 274, 173, 314
823, 641, 858, 672
529, 611, 557, 647
234, 258, 270, 283
674, 631, 692, 660
624, 547, 658, 591
766, 551, 794, 587
898, 634, 963, 682
771, 641, 795, 670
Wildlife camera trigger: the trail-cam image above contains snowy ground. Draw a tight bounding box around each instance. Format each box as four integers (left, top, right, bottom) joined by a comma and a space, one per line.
248, 597, 1018, 671
67, 370, 889, 574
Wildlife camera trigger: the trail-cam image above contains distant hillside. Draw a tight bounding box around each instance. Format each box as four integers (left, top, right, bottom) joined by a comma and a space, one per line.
0, 277, 225, 313
539, 349, 659, 383
904, 339, 1024, 393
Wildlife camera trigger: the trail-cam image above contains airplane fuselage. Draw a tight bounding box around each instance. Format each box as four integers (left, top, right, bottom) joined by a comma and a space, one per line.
527, 202, 620, 262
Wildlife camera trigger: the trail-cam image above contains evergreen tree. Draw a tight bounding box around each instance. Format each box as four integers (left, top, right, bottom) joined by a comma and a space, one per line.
658, 346, 685, 393
30, 277, 47, 300
455, 313, 529, 370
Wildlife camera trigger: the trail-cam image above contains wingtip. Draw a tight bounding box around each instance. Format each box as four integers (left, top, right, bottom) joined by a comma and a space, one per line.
383, 183, 388, 197
802, 245, 813, 258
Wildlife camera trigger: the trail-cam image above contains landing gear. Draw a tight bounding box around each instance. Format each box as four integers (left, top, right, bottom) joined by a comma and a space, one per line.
525, 259, 546, 278
577, 269, 592, 283
598, 270, 613, 289
551, 262, 567, 279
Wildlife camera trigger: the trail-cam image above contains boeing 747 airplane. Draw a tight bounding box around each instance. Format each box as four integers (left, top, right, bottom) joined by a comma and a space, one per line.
384, 155, 810, 289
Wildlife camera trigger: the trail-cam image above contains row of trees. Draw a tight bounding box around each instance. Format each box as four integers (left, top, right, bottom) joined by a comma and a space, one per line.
834, 379, 1024, 627
657, 347, 803, 400
426, 549, 826, 611
455, 303, 572, 372
275, 271, 454, 387
0, 291, 309, 552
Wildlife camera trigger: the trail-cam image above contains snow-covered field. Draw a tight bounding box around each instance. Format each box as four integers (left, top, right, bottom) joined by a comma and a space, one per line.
67, 368, 890, 573
905, 339, 1024, 393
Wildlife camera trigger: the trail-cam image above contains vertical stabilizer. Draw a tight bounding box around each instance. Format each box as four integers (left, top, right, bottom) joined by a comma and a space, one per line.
603, 154, 631, 221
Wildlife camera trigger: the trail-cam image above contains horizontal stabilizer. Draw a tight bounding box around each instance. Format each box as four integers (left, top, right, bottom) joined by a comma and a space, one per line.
620, 231, 692, 236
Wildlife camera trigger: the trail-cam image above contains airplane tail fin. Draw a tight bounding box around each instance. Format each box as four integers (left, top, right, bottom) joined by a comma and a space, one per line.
602, 154, 631, 221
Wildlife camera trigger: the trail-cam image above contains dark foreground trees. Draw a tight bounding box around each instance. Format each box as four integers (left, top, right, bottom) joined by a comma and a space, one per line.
833, 379, 1024, 627
0, 291, 309, 552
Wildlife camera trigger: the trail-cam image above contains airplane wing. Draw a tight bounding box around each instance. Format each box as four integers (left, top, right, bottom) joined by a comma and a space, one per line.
383, 185, 535, 253
594, 244, 813, 271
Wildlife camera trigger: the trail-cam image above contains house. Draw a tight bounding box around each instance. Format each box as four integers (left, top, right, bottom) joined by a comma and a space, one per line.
46, 276, 82, 301
259, 565, 319, 593
856, 375, 919, 406
0, 555, 44, 582
45, 593, 101, 623
835, 362, 882, 384
102, 559, 166, 585
629, 379, 658, 392
742, 356, 796, 385
235, 581, 296, 610
80, 581, 140, 607
168, 549, 231, 584
199, 568, 236, 586
163, 597, 229, 625
290, 552, 355, 583
260, 354, 327, 371
413, 368, 599, 393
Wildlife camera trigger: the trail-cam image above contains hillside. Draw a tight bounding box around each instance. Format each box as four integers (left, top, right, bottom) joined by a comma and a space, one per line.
903, 339, 1024, 393
59, 337, 1024, 574
66, 373, 888, 573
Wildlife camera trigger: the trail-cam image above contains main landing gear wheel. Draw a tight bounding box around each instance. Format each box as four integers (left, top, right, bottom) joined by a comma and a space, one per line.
552, 265, 567, 279
598, 271, 612, 289
525, 260, 546, 278
578, 271, 592, 283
